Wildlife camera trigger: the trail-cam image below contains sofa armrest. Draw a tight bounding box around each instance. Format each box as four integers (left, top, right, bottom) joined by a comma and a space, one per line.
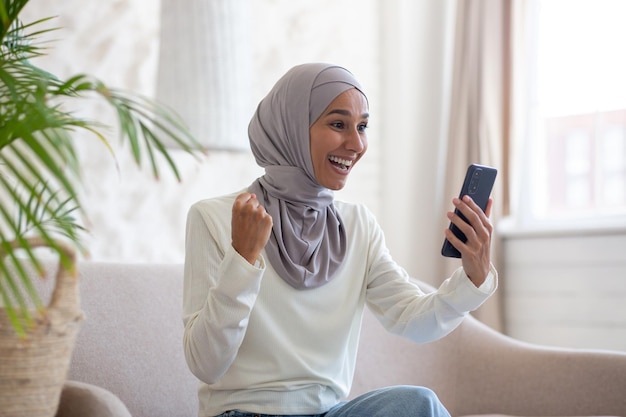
454, 315, 626, 416
56, 381, 132, 417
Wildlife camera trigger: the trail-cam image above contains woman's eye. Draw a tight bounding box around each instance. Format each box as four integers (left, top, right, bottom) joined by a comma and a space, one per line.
330, 122, 344, 129
358, 123, 368, 132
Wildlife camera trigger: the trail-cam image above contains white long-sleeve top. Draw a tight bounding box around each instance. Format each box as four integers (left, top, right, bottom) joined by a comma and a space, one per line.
183, 191, 497, 417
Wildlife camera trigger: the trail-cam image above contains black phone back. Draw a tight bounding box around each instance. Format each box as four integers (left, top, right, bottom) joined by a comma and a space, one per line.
441, 164, 497, 258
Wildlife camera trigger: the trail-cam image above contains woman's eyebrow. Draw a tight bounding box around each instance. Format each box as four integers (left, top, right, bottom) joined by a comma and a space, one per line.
326, 109, 370, 119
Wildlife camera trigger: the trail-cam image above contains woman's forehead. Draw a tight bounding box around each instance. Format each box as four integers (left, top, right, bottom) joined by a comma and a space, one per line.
320, 88, 369, 117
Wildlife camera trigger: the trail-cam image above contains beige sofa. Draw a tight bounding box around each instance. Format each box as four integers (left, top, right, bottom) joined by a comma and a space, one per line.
32, 261, 626, 417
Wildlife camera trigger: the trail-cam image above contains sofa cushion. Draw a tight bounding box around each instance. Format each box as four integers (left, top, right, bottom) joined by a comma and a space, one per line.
34, 261, 199, 417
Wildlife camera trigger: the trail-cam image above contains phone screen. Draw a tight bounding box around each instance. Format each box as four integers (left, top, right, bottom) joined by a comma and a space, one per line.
441, 164, 497, 258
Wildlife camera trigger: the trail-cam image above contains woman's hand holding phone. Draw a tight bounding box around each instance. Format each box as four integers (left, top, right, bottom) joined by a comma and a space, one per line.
444, 195, 494, 287
441, 164, 497, 287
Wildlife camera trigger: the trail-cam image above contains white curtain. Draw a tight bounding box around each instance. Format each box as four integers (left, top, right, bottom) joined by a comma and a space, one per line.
436, 0, 514, 331
156, 0, 252, 151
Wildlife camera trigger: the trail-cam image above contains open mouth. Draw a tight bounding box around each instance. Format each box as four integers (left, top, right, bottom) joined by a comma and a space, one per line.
328, 155, 353, 171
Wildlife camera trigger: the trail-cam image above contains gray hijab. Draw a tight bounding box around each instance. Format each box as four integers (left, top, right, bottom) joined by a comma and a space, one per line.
247, 63, 366, 289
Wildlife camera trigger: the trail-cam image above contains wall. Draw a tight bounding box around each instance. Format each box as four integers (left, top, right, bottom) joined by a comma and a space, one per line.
20, 0, 626, 352
20, 0, 383, 263
377, 0, 456, 284
502, 227, 626, 351
20, 0, 455, 280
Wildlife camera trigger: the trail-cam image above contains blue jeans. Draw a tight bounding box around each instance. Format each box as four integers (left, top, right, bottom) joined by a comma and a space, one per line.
215, 385, 451, 417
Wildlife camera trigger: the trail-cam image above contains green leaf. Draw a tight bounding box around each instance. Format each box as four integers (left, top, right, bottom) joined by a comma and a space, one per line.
1, 0, 205, 335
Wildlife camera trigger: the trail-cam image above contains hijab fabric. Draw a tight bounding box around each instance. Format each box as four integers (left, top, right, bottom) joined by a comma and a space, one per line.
247, 63, 366, 289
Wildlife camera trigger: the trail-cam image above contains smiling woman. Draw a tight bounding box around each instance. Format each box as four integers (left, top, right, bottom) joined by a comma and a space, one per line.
309, 88, 369, 190
181, 62, 498, 417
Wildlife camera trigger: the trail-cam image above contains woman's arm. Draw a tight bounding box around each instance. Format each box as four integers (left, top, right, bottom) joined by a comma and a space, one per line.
182, 199, 267, 384
363, 205, 497, 344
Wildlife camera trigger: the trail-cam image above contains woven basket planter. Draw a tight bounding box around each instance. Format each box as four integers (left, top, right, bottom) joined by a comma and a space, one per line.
0, 239, 84, 417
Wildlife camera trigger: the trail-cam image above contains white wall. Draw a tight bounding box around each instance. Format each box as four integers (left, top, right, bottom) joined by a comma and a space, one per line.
377, 0, 456, 284
21, 0, 626, 352
502, 227, 626, 351
21, 0, 455, 275
20, 0, 390, 263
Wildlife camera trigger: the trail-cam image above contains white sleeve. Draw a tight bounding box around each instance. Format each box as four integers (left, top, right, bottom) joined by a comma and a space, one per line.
365, 214, 498, 344
182, 203, 264, 384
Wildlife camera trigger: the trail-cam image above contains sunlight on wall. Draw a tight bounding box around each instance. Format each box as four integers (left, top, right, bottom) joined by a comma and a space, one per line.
21, 0, 380, 263
538, 0, 626, 116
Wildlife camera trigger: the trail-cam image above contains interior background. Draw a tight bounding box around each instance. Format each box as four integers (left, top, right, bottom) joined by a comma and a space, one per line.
21, 0, 626, 352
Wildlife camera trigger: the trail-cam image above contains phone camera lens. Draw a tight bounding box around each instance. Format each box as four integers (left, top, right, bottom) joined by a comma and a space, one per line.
469, 170, 481, 194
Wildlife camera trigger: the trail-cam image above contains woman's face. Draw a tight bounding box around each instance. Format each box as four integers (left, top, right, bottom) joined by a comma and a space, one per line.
309, 88, 369, 190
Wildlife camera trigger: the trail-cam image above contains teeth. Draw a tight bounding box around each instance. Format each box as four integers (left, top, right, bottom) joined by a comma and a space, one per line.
329, 156, 353, 167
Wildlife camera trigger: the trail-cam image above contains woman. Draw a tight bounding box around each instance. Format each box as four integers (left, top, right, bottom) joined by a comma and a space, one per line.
183, 63, 497, 417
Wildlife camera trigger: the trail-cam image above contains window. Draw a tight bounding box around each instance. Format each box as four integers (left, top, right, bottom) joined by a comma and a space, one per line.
521, 0, 626, 225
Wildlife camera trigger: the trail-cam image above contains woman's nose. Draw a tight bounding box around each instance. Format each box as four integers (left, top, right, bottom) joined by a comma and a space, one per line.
346, 129, 366, 152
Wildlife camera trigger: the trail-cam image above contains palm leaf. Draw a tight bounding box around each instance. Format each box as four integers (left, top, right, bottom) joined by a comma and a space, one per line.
0, 0, 205, 336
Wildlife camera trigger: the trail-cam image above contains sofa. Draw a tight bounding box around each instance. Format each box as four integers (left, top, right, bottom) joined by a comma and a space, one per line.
31, 260, 626, 417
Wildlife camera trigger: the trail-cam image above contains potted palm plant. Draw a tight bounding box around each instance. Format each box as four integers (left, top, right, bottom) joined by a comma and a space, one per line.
0, 0, 204, 415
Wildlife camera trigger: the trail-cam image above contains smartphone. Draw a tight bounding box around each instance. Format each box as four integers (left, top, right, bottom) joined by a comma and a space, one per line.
441, 164, 497, 258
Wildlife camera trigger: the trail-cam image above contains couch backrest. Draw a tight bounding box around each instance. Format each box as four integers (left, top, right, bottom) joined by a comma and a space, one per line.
31, 260, 496, 417
29, 258, 626, 417
33, 260, 473, 417
36, 261, 198, 417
